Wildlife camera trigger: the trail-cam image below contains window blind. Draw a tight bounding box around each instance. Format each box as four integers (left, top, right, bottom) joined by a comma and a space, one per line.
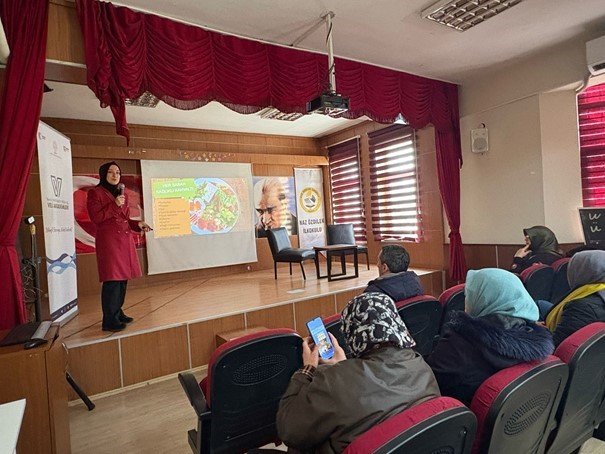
328, 137, 367, 242
578, 83, 605, 207
368, 125, 420, 241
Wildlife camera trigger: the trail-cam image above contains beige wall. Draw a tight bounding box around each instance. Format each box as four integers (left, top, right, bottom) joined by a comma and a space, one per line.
539, 90, 584, 243
459, 95, 544, 244
457, 34, 591, 245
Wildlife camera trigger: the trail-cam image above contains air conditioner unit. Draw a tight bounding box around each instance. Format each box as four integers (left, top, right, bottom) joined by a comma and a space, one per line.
0, 18, 9, 64
587, 35, 605, 76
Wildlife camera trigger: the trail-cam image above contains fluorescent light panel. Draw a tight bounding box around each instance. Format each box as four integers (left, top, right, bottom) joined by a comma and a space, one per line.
422, 0, 523, 32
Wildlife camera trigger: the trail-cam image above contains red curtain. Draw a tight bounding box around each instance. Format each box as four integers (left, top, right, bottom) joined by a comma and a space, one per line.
76, 0, 467, 280
0, 0, 49, 329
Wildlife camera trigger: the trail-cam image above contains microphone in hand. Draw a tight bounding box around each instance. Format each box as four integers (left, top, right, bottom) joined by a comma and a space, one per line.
118, 183, 125, 195
115, 184, 126, 207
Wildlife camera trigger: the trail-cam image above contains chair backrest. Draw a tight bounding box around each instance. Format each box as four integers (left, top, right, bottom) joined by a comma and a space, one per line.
395, 295, 442, 356
550, 258, 571, 305
438, 284, 465, 333
343, 397, 477, 454
520, 264, 555, 301
548, 322, 605, 454
205, 328, 302, 454
266, 227, 291, 257
470, 356, 568, 454
327, 223, 356, 245
323, 313, 353, 358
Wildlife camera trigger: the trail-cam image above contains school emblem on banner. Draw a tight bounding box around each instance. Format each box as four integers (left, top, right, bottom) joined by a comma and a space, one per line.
294, 168, 327, 248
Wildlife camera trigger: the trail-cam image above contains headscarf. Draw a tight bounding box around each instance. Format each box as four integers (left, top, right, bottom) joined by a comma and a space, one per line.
465, 268, 538, 322
97, 161, 121, 197
567, 250, 605, 289
523, 226, 562, 256
546, 250, 605, 330
340, 292, 415, 358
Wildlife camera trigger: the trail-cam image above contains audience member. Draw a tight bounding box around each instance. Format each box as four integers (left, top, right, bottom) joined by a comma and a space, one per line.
364, 245, 423, 302
546, 250, 605, 346
426, 269, 553, 406
276, 293, 439, 453
510, 226, 563, 273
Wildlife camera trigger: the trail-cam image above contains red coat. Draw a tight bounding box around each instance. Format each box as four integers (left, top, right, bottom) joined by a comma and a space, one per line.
87, 186, 143, 282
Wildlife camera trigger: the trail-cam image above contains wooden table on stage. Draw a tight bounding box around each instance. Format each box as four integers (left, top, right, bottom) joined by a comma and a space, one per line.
313, 244, 359, 282
216, 326, 269, 347
0, 325, 70, 454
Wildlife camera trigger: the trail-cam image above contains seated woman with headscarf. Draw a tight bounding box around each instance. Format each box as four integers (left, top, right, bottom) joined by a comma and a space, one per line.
511, 226, 563, 273
276, 293, 440, 454
426, 269, 554, 406
546, 250, 605, 347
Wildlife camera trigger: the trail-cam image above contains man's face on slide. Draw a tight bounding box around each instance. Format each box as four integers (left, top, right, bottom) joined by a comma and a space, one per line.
257, 188, 285, 230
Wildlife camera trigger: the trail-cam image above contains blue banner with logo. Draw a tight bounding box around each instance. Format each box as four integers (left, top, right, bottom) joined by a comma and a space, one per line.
294, 168, 327, 248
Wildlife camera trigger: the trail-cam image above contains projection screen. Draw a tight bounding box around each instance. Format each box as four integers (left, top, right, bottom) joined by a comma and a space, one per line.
141, 160, 257, 274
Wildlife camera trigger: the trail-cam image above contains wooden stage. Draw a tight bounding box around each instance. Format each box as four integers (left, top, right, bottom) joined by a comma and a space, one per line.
63, 265, 443, 400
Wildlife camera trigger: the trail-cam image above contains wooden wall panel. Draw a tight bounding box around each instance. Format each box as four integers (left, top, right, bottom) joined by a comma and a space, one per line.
246, 304, 295, 330
47, 1, 85, 64
67, 341, 122, 399
189, 315, 246, 368
293, 296, 336, 332
120, 326, 190, 386
334, 288, 364, 312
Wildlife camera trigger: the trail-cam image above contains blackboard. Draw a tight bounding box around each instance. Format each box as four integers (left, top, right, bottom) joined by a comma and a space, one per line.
579, 208, 605, 246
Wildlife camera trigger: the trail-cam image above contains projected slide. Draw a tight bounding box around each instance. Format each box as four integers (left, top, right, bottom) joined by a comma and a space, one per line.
151, 178, 244, 238
141, 160, 257, 275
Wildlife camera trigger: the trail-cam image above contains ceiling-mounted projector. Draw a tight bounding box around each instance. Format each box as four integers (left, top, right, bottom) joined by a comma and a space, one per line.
307, 92, 349, 117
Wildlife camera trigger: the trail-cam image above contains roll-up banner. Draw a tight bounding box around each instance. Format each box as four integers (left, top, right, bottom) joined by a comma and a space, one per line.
294, 168, 327, 248
36, 121, 78, 323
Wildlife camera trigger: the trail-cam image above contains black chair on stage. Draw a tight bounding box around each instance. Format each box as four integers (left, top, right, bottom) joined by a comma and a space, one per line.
178, 328, 302, 454
266, 227, 315, 280
343, 397, 476, 454
326, 223, 370, 270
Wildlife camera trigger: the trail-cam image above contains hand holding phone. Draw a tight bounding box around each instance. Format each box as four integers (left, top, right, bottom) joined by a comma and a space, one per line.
306, 317, 335, 360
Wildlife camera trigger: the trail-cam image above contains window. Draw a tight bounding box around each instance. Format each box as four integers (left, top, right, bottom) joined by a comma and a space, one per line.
328, 137, 367, 242
578, 83, 605, 207
368, 125, 420, 241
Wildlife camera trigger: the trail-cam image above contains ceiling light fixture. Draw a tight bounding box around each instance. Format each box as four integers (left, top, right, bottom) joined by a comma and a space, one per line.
125, 92, 160, 108
422, 0, 524, 32
257, 107, 304, 121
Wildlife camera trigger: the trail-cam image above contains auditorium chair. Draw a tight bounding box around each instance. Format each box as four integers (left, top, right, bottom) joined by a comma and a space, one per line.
266, 227, 315, 280
545, 323, 605, 454
438, 283, 465, 333
520, 263, 555, 302
550, 258, 571, 305
326, 223, 370, 270
178, 329, 302, 454
395, 295, 442, 356
323, 313, 352, 358
343, 397, 477, 454
469, 356, 568, 454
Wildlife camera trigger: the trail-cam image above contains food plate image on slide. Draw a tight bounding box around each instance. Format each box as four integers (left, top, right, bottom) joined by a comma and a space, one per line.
151, 177, 241, 238
190, 178, 239, 235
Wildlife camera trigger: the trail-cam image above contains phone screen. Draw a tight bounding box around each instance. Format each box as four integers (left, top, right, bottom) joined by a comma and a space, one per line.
306, 317, 335, 360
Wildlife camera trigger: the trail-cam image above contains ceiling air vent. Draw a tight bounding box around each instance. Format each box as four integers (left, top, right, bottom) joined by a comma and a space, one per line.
422, 0, 524, 32
257, 107, 303, 121
125, 92, 160, 108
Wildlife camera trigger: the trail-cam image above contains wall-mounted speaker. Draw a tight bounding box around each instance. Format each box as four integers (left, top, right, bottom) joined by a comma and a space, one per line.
471, 126, 489, 154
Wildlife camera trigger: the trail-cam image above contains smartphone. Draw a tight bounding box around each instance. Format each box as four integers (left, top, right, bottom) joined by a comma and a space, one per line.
306, 317, 334, 360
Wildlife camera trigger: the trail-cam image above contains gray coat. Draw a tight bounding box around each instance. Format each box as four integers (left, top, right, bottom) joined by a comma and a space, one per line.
276, 346, 440, 454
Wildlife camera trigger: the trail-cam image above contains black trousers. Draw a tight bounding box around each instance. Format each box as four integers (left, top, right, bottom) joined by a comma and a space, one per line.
101, 280, 128, 327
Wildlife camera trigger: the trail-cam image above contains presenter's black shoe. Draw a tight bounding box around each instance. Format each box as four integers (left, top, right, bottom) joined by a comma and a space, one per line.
102, 322, 126, 332
119, 314, 134, 324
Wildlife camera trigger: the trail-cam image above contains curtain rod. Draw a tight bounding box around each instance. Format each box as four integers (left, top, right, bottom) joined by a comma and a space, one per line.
105, 1, 456, 85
